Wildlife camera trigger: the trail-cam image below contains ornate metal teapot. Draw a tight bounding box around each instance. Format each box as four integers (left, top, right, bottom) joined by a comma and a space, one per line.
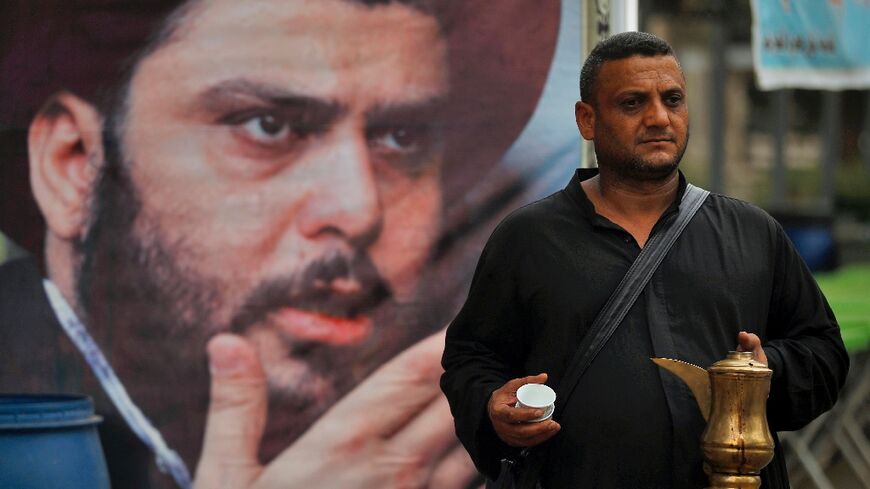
652, 352, 775, 489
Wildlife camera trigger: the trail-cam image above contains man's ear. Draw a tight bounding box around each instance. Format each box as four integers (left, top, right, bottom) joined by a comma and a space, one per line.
575, 100, 595, 141
29, 92, 104, 241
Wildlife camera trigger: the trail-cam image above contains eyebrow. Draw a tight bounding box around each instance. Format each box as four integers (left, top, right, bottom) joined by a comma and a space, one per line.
365, 96, 448, 127
194, 78, 346, 125
195, 78, 447, 128
615, 85, 685, 98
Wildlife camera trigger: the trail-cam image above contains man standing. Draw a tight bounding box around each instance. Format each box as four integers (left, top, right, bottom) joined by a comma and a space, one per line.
441, 32, 849, 489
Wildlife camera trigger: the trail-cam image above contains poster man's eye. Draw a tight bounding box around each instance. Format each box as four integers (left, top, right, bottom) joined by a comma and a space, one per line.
369, 125, 428, 154
239, 113, 291, 143
367, 124, 440, 176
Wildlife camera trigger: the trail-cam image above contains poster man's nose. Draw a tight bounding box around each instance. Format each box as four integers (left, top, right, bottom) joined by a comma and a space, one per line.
298, 129, 383, 243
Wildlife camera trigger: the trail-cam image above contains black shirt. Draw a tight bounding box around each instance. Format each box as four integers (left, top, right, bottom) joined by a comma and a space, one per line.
441, 169, 849, 489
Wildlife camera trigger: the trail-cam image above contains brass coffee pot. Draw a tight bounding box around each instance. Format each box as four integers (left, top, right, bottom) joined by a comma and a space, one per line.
652, 352, 774, 489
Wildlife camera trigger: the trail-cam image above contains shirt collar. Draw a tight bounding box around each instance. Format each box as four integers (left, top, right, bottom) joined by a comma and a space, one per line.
563, 168, 688, 224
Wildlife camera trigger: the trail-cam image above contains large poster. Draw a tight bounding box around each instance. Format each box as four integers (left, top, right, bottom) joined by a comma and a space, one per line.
0, 0, 580, 487
751, 0, 870, 90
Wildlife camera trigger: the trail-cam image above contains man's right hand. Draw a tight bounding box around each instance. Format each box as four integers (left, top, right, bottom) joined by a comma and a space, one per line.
487, 374, 560, 447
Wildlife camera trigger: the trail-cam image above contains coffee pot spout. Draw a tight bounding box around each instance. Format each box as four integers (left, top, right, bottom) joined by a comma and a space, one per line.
651, 358, 711, 421
652, 353, 775, 489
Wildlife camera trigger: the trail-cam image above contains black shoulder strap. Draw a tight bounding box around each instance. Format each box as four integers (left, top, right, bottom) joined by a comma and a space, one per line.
515, 183, 709, 489
552, 183, 709, 417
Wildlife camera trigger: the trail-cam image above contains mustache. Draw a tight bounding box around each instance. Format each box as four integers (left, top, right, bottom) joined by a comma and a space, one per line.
229, 250, 391, 334
637, 130, 676, 143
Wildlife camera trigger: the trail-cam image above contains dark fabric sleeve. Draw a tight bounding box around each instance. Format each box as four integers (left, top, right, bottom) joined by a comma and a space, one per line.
440, 223, 528, 480
763, 220, 850, 432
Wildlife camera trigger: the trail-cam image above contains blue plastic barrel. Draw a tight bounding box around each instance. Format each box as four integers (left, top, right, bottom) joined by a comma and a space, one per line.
771, 212, 838, 272
0, 394, 110, 488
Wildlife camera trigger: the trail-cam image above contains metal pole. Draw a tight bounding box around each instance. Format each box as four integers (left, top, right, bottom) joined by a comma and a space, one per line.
771, 90, 789, 209
610, 0, 639, 32
862, 91, 870, 173
820, 90, 841, 214
709, 0, 727, 194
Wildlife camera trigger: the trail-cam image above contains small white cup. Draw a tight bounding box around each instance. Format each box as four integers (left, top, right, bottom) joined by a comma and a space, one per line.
515, 383, 556, 422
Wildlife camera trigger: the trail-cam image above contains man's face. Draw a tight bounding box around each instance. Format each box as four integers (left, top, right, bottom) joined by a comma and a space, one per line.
590, 55, 688, 180
79, 0, 447, 423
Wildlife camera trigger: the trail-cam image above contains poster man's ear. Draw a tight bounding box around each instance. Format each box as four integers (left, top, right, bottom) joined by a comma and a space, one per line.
29, 92, 105, 240
575, 100, 595, 141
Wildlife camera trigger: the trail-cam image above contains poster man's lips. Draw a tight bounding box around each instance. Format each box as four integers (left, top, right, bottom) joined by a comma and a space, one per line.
270, 307, 373, 345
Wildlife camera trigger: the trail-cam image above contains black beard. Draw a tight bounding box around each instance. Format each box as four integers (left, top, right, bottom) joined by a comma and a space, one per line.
594, 127, 689, 183
73, 131, 219, 467
611, 153, 681, 182
72, 126, 444, 465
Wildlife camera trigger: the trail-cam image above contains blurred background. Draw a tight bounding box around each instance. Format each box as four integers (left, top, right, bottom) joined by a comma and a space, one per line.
0, 0, 868, 487
642, 0, 870, 269
638, 1, 870, 487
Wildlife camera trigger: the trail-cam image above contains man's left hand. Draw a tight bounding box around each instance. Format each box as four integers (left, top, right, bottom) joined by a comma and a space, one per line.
736, 331, 767, 366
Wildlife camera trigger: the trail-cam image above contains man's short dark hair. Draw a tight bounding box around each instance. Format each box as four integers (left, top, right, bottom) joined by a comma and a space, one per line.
579, 31, 676, 105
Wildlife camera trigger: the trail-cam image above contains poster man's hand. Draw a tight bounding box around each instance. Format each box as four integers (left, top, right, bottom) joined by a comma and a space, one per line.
194, 330, 477, 489
193, 335, 267, 488
487, 374, 560, 448
736, 331, 768, 366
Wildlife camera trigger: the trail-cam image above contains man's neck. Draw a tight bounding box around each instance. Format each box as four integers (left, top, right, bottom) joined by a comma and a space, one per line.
581, 169, 680, 247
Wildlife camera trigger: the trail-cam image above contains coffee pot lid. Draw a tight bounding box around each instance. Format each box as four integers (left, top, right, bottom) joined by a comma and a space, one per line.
710, 351, 771, 375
